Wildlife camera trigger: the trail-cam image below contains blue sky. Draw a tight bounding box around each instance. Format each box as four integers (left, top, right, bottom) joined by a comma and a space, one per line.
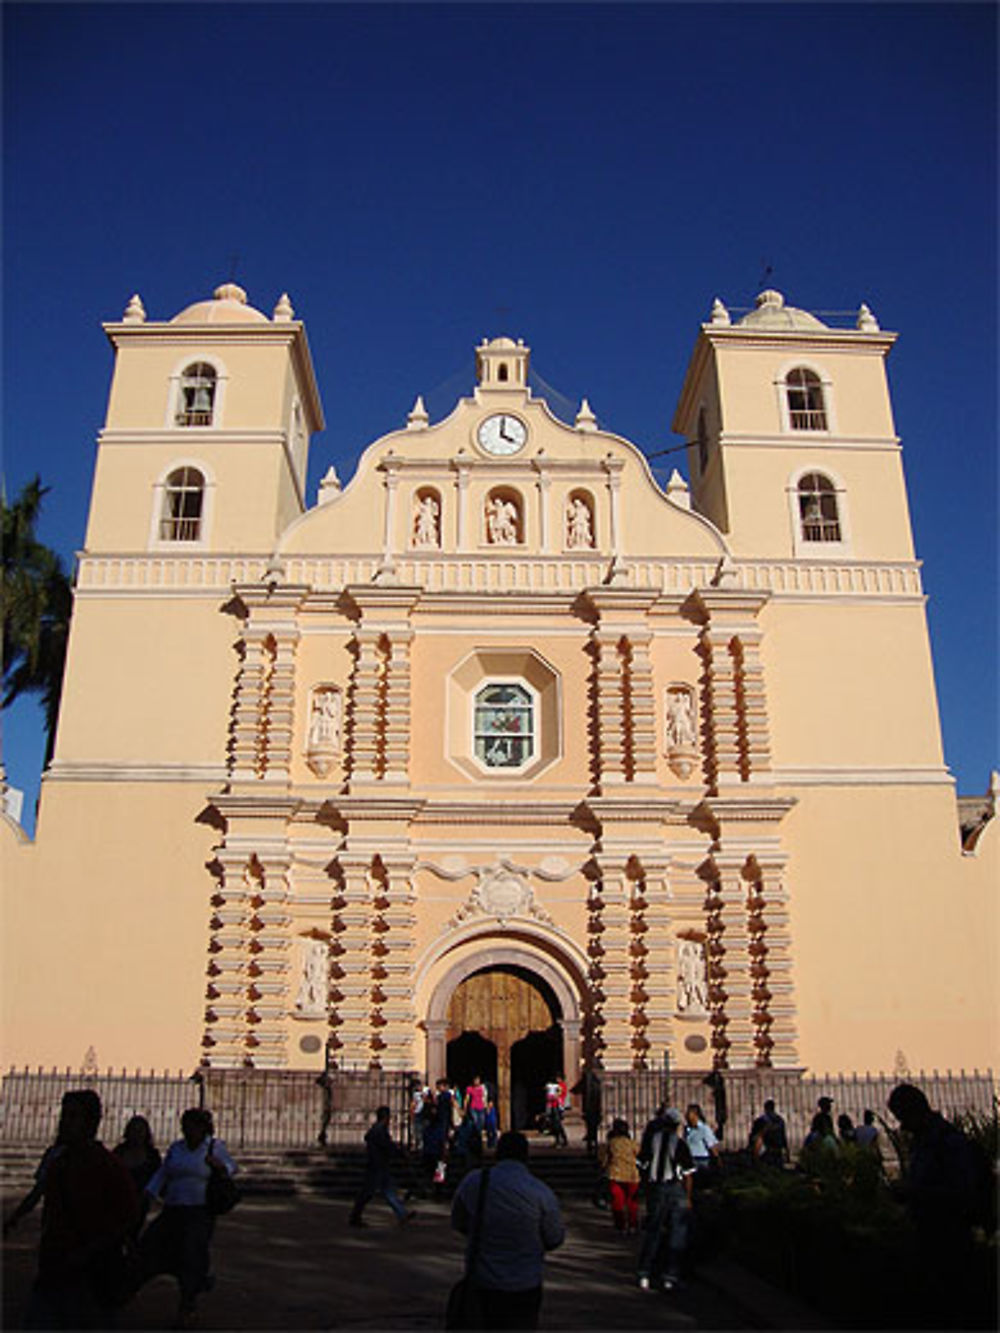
3, 3, 997, 831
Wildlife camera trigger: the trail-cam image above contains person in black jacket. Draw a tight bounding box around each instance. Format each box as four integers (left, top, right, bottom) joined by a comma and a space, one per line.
348, 1107, 416, 1228
636, 1108, 695, 1293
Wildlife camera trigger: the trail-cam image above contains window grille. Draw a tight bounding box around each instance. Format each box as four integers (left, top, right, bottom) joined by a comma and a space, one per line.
160, 467, 205, 541
474, 683, 534, 768
786, 368, 827, 431
798, 472, 841, 542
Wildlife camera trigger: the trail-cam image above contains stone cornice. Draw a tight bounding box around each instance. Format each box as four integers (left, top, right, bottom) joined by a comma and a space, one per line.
701, 795, 797, 823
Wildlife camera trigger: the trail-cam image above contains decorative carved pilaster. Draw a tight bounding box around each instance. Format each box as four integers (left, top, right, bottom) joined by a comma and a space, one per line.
373, 855, 417, 1069
713, 854, 755, 1069
750, 855, 797, 1067
204, 852, 256, 1065
533, 459, 552, 553
701, 627, 741, 787
383, 630, 414, 784
637, 861, 674, 1064
594, 630, 626, 785
265, 634, 298, 782
332, 858, 374, 1066
248, 856, 292, 1067
593, 860, 634, 1069
732, 629, 773, 779
229, 629, 273, 783
627, 633, 658, 779
348, 630, 386, 781
454, 460, 471, 552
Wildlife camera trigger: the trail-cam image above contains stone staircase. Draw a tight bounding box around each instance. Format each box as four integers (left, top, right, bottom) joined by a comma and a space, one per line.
1, 1140, 604, 1204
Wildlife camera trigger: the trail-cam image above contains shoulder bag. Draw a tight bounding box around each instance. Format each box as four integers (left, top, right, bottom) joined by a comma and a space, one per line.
445, 1167, 491, 1330
205, 1138, 240, 1216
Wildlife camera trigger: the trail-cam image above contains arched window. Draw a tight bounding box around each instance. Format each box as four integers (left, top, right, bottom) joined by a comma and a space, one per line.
785, 368, 827, 431
159, 467, 205, 541
797, 472, 841, 543
474, 683, 534, 769
175, 362, 217, 427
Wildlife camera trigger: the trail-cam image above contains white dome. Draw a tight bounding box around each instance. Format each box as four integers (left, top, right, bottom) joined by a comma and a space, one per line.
171, 283, 269, 325
737, 289, 826, 331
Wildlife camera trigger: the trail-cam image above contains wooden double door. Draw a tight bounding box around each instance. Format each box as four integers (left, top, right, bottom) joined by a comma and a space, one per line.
446, 965, 562, 1130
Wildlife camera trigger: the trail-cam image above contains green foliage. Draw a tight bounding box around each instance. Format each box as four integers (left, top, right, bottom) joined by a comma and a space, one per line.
1, 477, 72, 763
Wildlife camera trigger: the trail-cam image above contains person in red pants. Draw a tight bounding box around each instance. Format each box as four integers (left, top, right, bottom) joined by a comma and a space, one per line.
599, 1118, 640, 1233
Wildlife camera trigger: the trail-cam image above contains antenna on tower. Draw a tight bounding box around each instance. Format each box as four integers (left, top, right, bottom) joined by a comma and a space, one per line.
757, 260, 774, 290
227, 253, 241, 282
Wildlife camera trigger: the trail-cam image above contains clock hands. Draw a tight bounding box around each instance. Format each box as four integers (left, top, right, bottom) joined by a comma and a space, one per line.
498, 417, 514, 443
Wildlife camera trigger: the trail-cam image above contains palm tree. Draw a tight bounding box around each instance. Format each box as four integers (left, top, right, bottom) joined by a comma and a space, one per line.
2, 477, 72, 765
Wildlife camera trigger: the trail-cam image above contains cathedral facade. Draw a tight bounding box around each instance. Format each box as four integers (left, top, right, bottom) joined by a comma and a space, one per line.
3, 284, 996, 1115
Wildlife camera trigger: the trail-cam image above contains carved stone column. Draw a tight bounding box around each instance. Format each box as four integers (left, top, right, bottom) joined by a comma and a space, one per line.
229, 628, 272, 783
375, 854, 417, 1069
701, 625, 742, 786
559, 1017, 582, 1084
265, 634, 298, 783
593, 859, 634, 1069
383, 629, 414, 785
594, 629, 626, 785
249, 856, 292, 1067
349, 629, 385, 782
533, 457, 552, 553
753, 855, 798, 1067
205, 850, 253, 1065
378, 455, 401, 577
602, 454, 627, 580
714, 853, 755, 1069
637, 859, 674, 1064
627, 632, 658, 779
454, 459, 471, 552
426, 1019, 448, 1084
733, 628, 773, 780
333, 857, 374, 1066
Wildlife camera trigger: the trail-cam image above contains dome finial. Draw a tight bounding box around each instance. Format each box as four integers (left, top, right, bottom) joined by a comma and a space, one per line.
407, 395, 429, 430
273, 292, 294, 321
856, 301, 879, 331
213, 282, 247, 304
575, 398, 597, 431
123, 293, 146, 324
709, 298, 730, 326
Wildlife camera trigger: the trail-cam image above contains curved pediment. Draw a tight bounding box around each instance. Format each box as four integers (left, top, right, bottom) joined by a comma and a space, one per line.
280, 387, 727, 563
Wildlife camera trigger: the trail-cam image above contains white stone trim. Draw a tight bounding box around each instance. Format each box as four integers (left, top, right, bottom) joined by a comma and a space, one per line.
720, 432, 900, 451
772, 358, 836, 436
786, 462, 853, 559
147, 457, 217, 551
774, 765, 954, 788
44, 761, 228, 783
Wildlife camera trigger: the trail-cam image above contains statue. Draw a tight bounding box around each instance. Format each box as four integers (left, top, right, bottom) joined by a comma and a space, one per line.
666, 687, 697, 749
295, 938, 328, 1017
486, 496, 519, 545
677, 938, 709, 1015
566, 497, 593, 549
413, 494, 440, 548
308, 687, 341, 751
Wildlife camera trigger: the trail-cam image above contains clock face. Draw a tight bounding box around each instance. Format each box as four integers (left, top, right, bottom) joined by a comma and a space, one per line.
477, 413, 527, 456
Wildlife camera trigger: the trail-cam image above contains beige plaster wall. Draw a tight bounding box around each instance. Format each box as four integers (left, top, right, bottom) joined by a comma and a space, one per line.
1, 783, 214, 1070
53, 597, 237, 766
781, 784, 998, 1073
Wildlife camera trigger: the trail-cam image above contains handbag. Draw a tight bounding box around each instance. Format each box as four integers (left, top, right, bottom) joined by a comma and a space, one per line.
445, 1167, 491, 1330
205, 1138, 240, 1216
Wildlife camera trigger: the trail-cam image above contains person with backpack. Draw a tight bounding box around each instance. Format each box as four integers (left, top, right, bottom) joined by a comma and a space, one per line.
636, 1108, 695, 1293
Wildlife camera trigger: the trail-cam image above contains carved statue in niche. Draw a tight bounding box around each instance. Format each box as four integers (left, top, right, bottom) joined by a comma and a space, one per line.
665, 684, 698, 779
413, 493, 440, 548
676, 937, 709, 1016
486, 496, 519, 545
306, 686, 341, 776
566, 496, 594, 549
295, 938, 328, 1017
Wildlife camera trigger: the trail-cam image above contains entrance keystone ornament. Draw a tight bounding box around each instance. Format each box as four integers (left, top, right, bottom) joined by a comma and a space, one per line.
450, 866, 553, 928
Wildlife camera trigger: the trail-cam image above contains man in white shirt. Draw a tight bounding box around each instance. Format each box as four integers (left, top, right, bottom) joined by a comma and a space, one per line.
636, 1108, 695, 1293
451, 1131, 565, 1330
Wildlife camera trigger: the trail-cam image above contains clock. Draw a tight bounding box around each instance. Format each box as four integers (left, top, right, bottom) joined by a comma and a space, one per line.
477, 413, 527, 456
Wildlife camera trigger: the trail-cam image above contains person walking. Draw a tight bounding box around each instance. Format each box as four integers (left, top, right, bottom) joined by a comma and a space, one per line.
598, 1118, 640, 1234
451, 1130, 565, 1330
748, 1098, 789, 1167
21, 1089, 138, 1330
544, 1078, 568, 1147
464, 1075, 488, 1135
349, 1106, 416, 1228
138, 1106, 237, 1329
112, 1115, 162, 1236
636, 1108, 695, 1293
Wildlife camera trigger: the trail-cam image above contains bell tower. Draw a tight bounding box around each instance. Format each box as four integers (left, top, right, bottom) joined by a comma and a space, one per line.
87, 283, 324, 555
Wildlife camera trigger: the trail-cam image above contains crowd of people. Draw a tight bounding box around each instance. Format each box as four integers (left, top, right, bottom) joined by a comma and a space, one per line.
3, 1091, 238, 1330
4, 1076, 991, 1331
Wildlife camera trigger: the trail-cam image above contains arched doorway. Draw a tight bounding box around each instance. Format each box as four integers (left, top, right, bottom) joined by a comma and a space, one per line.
446, 965, 561, 1129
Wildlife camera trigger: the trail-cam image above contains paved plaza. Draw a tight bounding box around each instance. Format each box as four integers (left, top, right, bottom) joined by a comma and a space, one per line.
2, 1189, 824, 1331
